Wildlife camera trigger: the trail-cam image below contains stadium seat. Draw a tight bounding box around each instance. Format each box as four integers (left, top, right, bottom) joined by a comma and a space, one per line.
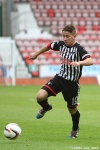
37, 17, 44, 26
92, 26, 100, 31
44, 17, 52, 26
47, 9, 55, 18
95, 12, 100, 17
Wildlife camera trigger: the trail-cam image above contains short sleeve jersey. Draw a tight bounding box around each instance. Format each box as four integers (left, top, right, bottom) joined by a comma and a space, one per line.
48, 41, 91, 82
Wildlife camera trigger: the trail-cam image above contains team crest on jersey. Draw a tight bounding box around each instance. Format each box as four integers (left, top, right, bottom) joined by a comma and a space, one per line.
47, 81, 52, 85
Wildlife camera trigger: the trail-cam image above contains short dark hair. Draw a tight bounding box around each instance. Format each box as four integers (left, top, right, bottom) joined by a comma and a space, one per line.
62, 25, 76, 35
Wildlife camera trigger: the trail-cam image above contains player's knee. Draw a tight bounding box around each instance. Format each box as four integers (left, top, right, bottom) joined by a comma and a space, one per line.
68, 107, 77, 115
36, 89, 48, 101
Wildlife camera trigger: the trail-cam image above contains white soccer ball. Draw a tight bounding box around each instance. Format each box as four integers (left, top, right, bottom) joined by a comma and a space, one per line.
4, 123, 21, 140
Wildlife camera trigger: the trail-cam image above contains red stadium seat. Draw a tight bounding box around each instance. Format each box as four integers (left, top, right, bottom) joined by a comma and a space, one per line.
95, 12, 100, 17
92, 26, 100, 31
47, 9, 55, 18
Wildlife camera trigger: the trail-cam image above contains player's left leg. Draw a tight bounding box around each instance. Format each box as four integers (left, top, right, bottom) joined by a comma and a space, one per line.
62, 81, 80, 138
67, 87, 80, 138
68, 107, 80, 138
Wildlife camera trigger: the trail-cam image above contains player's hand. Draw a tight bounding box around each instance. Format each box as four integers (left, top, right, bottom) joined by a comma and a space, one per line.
70, 61, 80, 67
29, 52, 38, 60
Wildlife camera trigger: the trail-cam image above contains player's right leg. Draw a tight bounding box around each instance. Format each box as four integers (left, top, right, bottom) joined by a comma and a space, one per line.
36, 89, 52, 119
36, 75, 61, 119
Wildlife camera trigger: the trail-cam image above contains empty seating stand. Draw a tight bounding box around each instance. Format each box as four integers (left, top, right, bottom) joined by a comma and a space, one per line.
15, 37, 61, 76
30, 0, 100, 35
14, 0, 100, 77
16, 38, 60, 65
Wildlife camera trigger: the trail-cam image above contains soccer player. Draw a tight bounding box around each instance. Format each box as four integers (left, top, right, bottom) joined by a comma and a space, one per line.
29, 25, 93, 138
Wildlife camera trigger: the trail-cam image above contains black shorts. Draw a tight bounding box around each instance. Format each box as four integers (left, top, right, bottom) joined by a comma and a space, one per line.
41, 74, 80, 109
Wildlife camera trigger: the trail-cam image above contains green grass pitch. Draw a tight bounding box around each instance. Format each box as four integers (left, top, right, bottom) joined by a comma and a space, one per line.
0, 85, 100, 150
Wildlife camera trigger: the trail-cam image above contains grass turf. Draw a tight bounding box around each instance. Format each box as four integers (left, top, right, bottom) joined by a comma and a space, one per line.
0, 85, 100, 150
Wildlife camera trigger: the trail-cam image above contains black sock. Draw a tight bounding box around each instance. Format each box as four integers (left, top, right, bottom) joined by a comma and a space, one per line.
71, 110, 80, 131
37, 99, 50, 110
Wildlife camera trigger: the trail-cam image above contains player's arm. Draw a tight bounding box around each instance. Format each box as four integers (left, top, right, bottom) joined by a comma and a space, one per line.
78, 57, 93, 66
29, 45, 50, 60
70, 57, 93, 67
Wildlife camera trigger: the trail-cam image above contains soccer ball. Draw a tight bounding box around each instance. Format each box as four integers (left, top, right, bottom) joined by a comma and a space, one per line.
4, 123, 21, 140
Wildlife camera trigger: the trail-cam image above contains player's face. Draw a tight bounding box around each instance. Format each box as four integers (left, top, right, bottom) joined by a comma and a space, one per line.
62, 31, 76, 47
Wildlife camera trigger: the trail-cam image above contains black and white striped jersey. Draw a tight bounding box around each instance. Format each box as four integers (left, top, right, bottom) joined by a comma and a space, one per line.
48, 41, 91, 82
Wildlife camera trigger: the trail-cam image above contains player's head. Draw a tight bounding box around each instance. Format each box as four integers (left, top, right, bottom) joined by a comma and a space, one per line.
62, 25, 76, 47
